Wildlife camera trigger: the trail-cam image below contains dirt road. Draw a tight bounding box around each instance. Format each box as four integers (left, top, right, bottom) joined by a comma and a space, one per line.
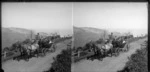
72, 37, 147, 72
2, 39, 71, 72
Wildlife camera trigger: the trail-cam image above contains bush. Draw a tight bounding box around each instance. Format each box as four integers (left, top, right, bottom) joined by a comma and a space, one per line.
118, 42, 148, 72
44, 48, 71, 72
2, 47, 10, 53
22, 39, 31, 44
96, 38, 104, 44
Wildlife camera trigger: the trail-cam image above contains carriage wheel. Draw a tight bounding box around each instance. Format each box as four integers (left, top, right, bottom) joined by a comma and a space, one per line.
34, 50, 38, 57
35, 50, 39, 57
118, 48, 121, 54
43, 49, 47, 56
40, 53, 45, 57
110, 49, 113, 57
103, 50, 107, 56
107, 50, 112, 57
123, 48, 127, 52
52, 46, 56, 52
113, 48, 117, 56
119, 48, 122, 52
39, 49, 45, 57
115, 48, 119, 57
49, 47, 54, 53
111, 48, 115, 56
126, 44, 129, 52
50, 45, 55, 53
122, 48, 126, 53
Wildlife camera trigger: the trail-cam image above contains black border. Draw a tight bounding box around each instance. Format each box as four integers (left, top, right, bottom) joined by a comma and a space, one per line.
148, 1, 149, 72
0, 0, 149, 2
0, 0, 149, 72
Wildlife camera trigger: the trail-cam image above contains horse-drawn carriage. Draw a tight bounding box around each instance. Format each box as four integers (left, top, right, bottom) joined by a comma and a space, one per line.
110, 36, 130, 56
2, 34, 58, 62
14, 35, 57, 61
96, 35, 130, 57
72, 34, 131, 63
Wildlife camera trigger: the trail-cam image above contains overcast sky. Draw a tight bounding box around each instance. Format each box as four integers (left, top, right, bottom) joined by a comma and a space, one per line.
2, 3, 148, 36
73, 2, 148, 36
2, 3, 72, 31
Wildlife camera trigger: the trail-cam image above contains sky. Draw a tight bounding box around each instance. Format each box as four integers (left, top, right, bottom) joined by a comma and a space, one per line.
2, 3, 73, 31
73, 2, 148, 36
2, 3, 148, 37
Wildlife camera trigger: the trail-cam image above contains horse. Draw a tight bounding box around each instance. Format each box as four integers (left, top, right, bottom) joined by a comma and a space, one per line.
21, 43, 39, 58
29, 43, 39, 56
12, 44, 31, 61
22, 44, 31, 55
101, 43, 113, 57
86, 43, 106, 61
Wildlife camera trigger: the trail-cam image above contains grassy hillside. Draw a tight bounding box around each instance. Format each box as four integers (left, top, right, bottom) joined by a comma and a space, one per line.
2, 27, 34, 49
73, 26, 109, 47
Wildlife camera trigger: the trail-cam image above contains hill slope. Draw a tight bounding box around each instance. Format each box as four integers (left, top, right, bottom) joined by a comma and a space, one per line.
73, 26, 109, 47
2, 27, 34, 49
73, 26, 129, 47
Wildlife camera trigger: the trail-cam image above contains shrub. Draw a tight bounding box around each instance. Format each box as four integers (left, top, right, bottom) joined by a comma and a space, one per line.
44, 48, 71, 72
22, 39, 31, 44
118, 42, 148, 72
96, 38, 104, 44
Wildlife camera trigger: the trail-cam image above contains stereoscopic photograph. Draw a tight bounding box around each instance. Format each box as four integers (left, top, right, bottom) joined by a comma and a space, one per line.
1, 2, 148, 72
